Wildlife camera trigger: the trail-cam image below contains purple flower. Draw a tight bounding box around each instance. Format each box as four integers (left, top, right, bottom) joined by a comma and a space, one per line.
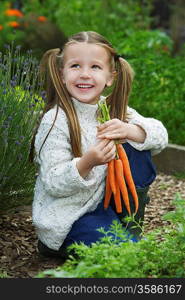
40, 90, 47, 101
4, 44, 10, 49
10, 80, 17, 87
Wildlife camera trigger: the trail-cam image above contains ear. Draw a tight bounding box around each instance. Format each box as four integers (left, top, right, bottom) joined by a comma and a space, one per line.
106, 71, 117, 87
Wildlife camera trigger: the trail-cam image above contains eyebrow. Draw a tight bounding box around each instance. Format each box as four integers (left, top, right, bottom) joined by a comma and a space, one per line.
66, 59, 105, 65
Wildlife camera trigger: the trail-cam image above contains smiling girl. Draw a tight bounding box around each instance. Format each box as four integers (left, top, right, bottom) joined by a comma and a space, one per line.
30, 31, 168, 258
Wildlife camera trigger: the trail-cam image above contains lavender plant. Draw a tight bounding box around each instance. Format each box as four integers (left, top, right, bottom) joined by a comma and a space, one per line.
0, 44, 44, 210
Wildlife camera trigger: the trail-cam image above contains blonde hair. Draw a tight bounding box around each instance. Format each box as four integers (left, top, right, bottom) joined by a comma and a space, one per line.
29, 31, 134, 161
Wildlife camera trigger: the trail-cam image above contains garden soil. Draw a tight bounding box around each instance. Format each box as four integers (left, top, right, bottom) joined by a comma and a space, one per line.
0, 173, 184, 278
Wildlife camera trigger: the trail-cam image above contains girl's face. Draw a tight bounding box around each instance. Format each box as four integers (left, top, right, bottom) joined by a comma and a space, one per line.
61, 42, 114, 104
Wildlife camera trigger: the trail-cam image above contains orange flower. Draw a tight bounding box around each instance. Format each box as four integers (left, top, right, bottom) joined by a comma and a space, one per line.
8, 21, 20, 28
0, 25, 3, 31
5, 9, 23, 17
37, 16, 47, 22
162, 45, 169, 53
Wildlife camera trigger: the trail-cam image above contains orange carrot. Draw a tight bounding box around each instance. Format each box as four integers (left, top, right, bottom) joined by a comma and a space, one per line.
104, 173, 112, 209
115, 159, 131, 215
117, 144, 139, 213
107, 159, 116, 195
114, 179, 122, 213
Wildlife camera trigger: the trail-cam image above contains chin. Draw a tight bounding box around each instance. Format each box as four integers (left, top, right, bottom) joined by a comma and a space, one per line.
72, 94, 98, 104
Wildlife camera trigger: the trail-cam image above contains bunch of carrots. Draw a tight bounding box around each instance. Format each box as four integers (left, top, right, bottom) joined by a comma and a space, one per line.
98, 100, 139, 215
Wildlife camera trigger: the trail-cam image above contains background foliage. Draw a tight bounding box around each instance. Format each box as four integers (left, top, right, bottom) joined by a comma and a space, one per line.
9, 0, 185, 146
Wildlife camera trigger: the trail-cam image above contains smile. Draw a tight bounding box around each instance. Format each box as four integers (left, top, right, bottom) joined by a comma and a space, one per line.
76, 84, 94, 89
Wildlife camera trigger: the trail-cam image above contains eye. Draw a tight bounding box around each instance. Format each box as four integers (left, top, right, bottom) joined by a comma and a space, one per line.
92, 65, 101, 69
70, 64, 80, 68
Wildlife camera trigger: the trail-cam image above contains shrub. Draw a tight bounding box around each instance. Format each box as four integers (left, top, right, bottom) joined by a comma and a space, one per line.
0, 44, 44, 210
116, 30, 185, 146
0, 1, 65, 59
130, 54, 185, 146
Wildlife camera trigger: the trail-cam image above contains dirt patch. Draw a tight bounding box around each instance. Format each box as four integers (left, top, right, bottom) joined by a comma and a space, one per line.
0, 173, 184, 278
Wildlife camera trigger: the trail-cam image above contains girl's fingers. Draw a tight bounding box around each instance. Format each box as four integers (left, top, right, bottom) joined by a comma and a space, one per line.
103, 143, 116, 157
97, 120, 113, 131
96, 138, 111, 150
97, 131, 123, 139
98, 119, 118, 129
104, 150, 116, 162
95, 139, 116, 162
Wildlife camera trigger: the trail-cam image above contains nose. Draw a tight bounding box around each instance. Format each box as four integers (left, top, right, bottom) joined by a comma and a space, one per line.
80, 67, 91, 78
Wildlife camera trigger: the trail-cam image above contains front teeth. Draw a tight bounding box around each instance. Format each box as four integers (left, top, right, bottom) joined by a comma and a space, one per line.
77, 85, 93, 88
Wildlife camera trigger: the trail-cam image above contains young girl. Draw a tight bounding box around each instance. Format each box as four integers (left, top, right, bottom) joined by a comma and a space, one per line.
30, 31, 168, 258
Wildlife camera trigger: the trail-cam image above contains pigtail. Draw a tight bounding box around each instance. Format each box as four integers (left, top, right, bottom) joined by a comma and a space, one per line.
46, 50, 82, 158
29, 48, 82, 163
107, 57, 134, 121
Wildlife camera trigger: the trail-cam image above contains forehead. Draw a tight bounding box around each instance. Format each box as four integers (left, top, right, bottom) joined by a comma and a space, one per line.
64, 42, 110, 63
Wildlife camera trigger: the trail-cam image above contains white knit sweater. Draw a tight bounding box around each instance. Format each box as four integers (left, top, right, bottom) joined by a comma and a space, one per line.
32, 97, 168, 250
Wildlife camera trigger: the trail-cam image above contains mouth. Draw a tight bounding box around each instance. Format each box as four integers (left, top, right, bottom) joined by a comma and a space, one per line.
76, 84, 94, 89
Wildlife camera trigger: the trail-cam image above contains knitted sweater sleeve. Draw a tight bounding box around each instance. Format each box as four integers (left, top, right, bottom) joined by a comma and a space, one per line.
34, 109, 97, 198
126, 107, 168, 156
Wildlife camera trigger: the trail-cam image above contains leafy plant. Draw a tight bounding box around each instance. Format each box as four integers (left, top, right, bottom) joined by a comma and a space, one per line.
37, 194, 185, 278
0, 1, 55, 58
0, 44, 44, 210
116, 30, 185, 146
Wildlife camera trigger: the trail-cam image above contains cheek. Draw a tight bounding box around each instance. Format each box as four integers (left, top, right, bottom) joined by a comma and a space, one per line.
95, 73, 108, 84
61, 71, 66, 84
62, 70, 75, 84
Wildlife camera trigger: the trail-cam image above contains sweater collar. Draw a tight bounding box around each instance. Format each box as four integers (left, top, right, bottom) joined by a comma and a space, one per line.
71, 96, 106, 121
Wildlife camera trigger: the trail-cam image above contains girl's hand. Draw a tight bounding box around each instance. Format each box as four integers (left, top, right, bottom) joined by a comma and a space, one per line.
85, 138, 116, 167
96, 118, 146, 143
76, 139, 116, 178
96, 118, 129, 141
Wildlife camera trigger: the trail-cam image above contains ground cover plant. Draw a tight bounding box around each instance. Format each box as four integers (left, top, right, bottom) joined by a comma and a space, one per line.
37, 194, 185, 278
0, 172, 184, 278
0, 44, 44, 210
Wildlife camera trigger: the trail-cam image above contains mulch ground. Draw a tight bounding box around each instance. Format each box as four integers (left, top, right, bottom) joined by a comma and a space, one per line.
0, 173, 184, 278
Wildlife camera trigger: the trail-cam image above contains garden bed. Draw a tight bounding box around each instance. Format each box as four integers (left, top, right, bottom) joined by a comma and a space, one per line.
0, 172, 184, 278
